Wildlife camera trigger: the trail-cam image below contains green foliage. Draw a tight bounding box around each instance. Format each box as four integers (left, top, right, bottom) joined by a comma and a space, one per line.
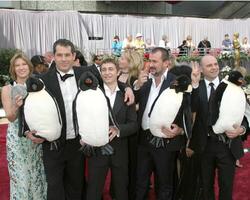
0, 48, 19, 87
176, 55, 201, 63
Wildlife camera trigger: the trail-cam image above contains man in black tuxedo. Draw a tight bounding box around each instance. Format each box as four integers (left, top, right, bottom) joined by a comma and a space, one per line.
189, 55, 247, 200
86, 58, 137, 200
134, 47, 185, 200
40, 39, 85, 200
39, 39, 134, 200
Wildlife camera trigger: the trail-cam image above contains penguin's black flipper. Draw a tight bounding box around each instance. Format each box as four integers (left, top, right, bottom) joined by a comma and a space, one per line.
182, 93, 192, 139
208, 82, 227, 126
100, 144, 114, 155
79, 143, 96, 157
18, 98, 30, 137
72, 91, 81, 136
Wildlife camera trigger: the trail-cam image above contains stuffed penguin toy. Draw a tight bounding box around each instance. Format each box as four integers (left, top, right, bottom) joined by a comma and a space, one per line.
148, 65, 192, 147
210, 70, 250, 134
19, 77, 62, 145
73, 71, 118, 156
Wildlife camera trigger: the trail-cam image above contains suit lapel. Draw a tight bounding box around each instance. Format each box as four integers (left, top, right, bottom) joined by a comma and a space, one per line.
113, 91, 124, 116
140, 79, 152, 112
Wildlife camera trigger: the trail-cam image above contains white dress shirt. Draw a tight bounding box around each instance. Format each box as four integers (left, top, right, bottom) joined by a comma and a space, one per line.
104, 83, 120, 108
141, 69, 168, 130
204, 77, 220, 100
57, 68, 78, 139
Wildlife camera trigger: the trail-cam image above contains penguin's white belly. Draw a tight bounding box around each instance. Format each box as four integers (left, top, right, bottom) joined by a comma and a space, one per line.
212, 84, 246, 134
76, 89, 109, 147
24, 90, 62, 141
149, 88, 183, 138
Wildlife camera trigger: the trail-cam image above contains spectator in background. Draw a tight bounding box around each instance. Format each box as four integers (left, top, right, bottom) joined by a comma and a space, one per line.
73, 50, 87, 67
198, 37, 211, 56
145, 38, 155, 53
178, 40, 188, 57
43, 51, 54, 67
112, 35, 123, 57
134, 33, 146, 54
159, 35, 171, 49
31, 55, 48, 76
186, 35, 195, 55
241, 36, 250, 52
222, 33, 232, 50
122, 34, 135, 51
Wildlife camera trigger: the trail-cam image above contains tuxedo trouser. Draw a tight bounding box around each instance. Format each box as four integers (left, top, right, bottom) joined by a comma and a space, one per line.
86, 148, 129, 200
135, 140, 176, 200
42, 138, 85, 200
201, 137, 236, 200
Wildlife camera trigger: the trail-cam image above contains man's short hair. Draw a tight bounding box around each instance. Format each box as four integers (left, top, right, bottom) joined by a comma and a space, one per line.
53, 39, 75, 54
100, 58, 119, 71
151, 47, 170, 61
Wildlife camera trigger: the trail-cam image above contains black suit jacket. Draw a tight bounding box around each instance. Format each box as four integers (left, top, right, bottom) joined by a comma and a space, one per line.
190, 79, 247, 159
41, 66, 87, 146
109, 90, 138, 157
135, 72, 185, 151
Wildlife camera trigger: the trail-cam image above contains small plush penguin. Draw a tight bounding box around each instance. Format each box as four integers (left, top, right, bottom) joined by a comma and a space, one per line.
73, 71, 118, 156
19, 77, 62, 148
148, 65, 193, 147
210, 70, 249, 134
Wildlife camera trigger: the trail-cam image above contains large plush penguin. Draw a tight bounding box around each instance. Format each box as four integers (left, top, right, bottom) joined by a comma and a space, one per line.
148, 65, 193, 147
19, 77, 62, 145
210, 70, 250, 134
73, 71, 118, 156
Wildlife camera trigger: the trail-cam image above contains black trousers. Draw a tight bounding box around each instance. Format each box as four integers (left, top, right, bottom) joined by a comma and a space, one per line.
135, 137, 177, 200
42, 138, 85, 200
201, 137, 236, 200
86, 147, 129, 200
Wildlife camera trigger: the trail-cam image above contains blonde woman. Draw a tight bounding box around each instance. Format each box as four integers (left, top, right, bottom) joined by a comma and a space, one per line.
118, 50, 143, 199
1, 53, 47, 200
118, 50, 143, 86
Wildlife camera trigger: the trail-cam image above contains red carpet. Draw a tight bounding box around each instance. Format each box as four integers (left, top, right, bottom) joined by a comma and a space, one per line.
0, 123, 249, 200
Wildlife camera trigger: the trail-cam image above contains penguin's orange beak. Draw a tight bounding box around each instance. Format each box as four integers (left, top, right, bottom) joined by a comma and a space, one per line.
238, 77, 246, 86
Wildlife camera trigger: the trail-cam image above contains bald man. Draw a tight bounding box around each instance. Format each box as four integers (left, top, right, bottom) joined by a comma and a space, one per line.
189, 55, 247, 200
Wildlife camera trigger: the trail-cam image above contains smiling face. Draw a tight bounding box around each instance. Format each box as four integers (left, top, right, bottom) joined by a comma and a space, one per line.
100, 62, 119, 85
14, 58, 30, 80
149, 51, 169, 77
201, 55, 219, 81
54, 45, 76, 73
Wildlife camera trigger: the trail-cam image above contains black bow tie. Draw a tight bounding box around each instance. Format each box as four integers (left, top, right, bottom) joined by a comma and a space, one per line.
57, 71, 74, 82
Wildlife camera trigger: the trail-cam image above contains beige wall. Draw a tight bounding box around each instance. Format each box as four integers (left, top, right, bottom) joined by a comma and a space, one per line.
0, 1, 172, 15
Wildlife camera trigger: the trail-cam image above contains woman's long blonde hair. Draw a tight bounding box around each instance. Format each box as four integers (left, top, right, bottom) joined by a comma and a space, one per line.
122, 50, 143, 86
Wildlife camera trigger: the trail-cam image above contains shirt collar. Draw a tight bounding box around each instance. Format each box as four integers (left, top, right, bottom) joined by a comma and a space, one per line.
204, 76, 220, 88
104, 83, 120, 94
56, 68, 74, 76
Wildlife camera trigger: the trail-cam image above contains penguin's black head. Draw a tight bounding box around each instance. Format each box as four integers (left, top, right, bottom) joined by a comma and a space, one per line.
79, 71, 99, 91
228, 71, 245, 86
26, 76, 44, 92
170, 75, 191, 93
169, 65, 192, 93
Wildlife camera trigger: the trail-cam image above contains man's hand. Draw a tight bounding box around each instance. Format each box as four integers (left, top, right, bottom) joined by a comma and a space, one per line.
109, 126, 119, 141
225, 124, 244, 139
26, 130, 45, 144
191, 61, 201, 88
135, 70, 149, 89
124, 87, 134, 105
186, 147, 194, 157
161, 124, 183, 138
